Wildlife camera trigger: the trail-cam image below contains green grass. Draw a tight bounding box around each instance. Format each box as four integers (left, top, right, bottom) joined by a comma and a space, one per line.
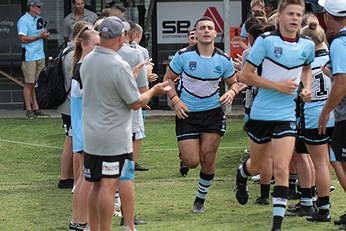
0, 117, 344, 230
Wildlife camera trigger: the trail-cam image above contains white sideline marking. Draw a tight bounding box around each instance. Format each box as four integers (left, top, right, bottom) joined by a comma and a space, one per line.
0, 139, 61, 149
0, 138, 246, 151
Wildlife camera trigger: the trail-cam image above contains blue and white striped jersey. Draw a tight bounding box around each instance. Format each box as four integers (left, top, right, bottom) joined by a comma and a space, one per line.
246, 30, 315, 121
169, 45, 235, 112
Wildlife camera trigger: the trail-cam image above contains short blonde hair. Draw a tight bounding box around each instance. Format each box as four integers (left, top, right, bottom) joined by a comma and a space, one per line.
278, 0, 305, 13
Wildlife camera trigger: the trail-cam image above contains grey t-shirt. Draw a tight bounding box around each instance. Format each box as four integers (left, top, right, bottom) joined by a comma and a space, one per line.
63, 9, 98, 41
118, 43, 148, 133
80, 46, 140, 156
57, 43, 74, 115
130, 42, 150, 60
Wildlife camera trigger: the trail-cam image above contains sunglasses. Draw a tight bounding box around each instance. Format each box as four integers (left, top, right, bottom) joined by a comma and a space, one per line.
33, 5, 41, 8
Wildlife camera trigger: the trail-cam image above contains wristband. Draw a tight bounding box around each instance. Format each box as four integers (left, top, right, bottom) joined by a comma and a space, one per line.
230, 89, 237, 95
170, 95, 178, 100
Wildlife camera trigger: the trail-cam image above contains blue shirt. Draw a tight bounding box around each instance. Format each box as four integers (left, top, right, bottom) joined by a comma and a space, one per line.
71, 62, 83, 153
169, 45, 235, 112
330, 27, 346, 122
302, 50, 334, 129
17, 12, 45, 61
246, 30, 315, 121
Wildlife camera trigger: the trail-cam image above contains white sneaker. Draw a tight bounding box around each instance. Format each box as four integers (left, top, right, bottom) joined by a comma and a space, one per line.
251, 174, 260, 182
123, 226, 137, 231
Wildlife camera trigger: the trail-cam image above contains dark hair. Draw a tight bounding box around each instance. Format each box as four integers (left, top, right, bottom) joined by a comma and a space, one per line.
187, 27, 196, 36
248, 24, 264, 40
252, 9, 266, 17
194, 16, 213, 27
111, 4, 125, 13
245, 17, 262, 31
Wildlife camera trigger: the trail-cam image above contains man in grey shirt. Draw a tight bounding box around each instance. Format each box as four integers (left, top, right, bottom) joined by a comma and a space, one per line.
80, 17, 170, 231
64, 0, 97, 42
118, 20, 149, 172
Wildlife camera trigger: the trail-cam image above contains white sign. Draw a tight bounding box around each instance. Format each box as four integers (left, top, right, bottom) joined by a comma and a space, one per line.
157, 1, 242, 44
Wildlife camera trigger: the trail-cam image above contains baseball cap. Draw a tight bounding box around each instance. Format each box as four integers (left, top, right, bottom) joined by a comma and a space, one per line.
318, 0, 346, 17
27, 0, 44, 6
98, 16, 125, 39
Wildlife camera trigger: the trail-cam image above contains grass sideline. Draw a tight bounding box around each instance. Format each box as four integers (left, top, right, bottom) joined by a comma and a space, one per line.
0, 117, 344, 231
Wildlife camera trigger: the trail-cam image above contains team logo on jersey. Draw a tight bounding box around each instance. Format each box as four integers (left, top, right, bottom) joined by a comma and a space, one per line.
214, 65, 222, 74
189, 61, 197, 71
289, 122, 297, 130
274, 47, 283, 58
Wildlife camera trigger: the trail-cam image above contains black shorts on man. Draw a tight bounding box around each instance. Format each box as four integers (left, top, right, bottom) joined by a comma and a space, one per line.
84, 153, 134, 181
175, 107, 226, 141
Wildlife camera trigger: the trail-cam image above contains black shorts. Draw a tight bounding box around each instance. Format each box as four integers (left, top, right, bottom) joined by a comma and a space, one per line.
84, 153, 134, 182
175, 107, 226, 141
299, 127, 333, 145
61, 114, 71, 137
295, 132, 309, 154
331, 120, 346, 162
244, 120, 297, 144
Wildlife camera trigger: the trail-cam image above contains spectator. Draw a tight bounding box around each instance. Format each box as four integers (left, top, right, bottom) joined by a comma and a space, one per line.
64, 0, 98, 43
109, 4, 126, 20
80, 16, 170, 231
57, 21, 89, 190
240, 0, 266, 50
17, 0, 49, 119
318, 0, 346, 226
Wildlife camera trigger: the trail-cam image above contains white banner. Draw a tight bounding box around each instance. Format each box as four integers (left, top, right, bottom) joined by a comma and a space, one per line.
156, 1, 242, 44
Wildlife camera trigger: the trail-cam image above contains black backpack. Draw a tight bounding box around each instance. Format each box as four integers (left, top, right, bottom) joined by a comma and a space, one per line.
36, 47, 73, 109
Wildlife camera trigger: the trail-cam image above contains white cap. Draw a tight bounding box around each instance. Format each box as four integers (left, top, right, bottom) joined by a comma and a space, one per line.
318, 0, 346, 17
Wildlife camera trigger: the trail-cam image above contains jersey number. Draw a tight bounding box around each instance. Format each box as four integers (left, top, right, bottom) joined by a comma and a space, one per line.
314, 73, 328, 97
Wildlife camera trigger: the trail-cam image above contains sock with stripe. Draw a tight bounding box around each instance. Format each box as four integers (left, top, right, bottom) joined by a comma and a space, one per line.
317, 196, 330, 215
194, 172, 214, 205
272, 186, 288, 230
300, 187, 313, 207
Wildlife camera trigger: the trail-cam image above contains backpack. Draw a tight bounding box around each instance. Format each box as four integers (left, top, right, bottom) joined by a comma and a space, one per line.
35, 47, 73, 109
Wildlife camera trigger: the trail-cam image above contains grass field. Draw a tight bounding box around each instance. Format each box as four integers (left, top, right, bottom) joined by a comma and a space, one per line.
0, 116, 344, 230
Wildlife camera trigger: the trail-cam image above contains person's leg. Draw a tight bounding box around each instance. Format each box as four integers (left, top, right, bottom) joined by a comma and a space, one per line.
119, 180, 135, 230
192, 133, 221, 213
132, 139, 141, 163
179, 139, 200, 169
257, 143, 272, 204
88, 181, 100, 231
72, 153, 80, 188
331, 161, 346, 192
23, 83, 34, 112
75, 154, 91, 225
286, 152, 314, 216
98, 178, 118, 231
59, 136, 74, 187
31, 59, 45, 111
235, 139, 270, 205
271, 136, 295, 231
306, 144, 331, 221
71, 154, 83, 225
